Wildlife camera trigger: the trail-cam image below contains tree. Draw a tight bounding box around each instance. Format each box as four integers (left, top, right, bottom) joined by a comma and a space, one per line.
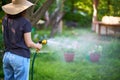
49, 0, 65, 37
27, 0, 55, 26
27, 0, 66, 37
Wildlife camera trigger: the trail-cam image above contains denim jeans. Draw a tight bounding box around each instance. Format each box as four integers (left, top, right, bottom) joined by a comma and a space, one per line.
3, 52, 30, 80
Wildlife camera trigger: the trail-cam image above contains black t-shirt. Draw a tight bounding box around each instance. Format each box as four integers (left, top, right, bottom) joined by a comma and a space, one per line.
2, 16, 32, 58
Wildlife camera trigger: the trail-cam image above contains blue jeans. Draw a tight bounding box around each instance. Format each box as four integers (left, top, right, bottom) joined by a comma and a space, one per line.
3, 52, 30, 80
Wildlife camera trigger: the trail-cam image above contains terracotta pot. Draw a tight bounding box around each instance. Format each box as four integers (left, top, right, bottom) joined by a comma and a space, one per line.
90, 53, 100, 62
64, 53, 74, 62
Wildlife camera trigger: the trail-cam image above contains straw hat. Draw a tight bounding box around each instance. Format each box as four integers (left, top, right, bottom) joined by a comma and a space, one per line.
2, 0, 34, 15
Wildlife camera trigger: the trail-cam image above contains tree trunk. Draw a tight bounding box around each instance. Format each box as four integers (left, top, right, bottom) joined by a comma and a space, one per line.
49, 0, 65, 37
27, 0, 65, 37
50, 11, 64, 37
27, 0, 55, 27
92, 0, 99, 31
58, 20, 63, 34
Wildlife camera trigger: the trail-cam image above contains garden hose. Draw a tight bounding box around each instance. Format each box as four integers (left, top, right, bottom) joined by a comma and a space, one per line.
31, 39, 47, 80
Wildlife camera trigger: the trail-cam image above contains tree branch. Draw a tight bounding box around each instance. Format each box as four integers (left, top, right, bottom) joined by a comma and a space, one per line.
31, 0, 55, 26
31, 0, 39, 14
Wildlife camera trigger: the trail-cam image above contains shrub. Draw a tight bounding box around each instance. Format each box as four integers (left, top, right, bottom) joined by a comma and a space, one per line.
0, 23, 4, 78
63, 12, 91, 27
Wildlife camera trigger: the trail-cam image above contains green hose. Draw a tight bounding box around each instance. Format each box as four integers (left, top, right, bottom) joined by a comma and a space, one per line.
30, 39, 47, 80
31, 52, 37, 80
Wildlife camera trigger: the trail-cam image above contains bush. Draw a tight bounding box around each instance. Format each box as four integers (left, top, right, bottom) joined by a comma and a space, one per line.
63, 12, 91, 27
0, 23, 4, 78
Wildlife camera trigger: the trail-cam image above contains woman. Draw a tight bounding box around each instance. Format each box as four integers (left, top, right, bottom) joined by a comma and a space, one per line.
2, 0, 42, 80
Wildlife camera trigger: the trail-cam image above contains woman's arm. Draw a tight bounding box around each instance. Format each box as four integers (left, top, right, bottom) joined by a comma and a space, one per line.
24, 32, 42, 50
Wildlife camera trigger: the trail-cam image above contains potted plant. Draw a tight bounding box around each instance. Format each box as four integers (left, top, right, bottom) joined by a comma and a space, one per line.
89, 45, 102, 62
64, 49, 75, 62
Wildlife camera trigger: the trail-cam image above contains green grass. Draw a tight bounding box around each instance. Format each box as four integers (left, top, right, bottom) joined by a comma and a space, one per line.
29, 27, 120, 80
30, 53, 120, 80
30, 58, 101, 80
0, 25, 120, 80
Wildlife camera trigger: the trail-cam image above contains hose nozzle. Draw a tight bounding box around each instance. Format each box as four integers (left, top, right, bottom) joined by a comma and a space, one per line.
38, 39, 47, 45
36, 39, 47, 53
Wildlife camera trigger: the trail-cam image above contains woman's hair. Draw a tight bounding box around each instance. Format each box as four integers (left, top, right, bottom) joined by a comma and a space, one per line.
7, 10, 26, 19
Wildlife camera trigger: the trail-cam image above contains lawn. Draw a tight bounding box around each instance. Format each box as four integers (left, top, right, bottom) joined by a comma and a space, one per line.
0, 22, 120, 80
29, 27, 120, 80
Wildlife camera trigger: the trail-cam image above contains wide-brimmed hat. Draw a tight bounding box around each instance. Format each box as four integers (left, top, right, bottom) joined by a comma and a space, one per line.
2, 0, 34, 15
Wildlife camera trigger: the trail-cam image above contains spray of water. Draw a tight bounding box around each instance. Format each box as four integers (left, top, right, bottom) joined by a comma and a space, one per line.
45, 38, 80, 61
47, 38, 79, 51
40, 35, 103, 62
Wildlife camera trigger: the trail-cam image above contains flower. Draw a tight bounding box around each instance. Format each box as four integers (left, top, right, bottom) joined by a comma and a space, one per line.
89, 45, 103, 54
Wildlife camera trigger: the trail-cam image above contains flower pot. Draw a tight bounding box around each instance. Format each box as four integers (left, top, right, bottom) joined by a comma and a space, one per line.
64, 53, 75, 62
90, 53, 100, 62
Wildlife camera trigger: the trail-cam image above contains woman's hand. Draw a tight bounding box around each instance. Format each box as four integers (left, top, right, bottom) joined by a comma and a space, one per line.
36, 43, 42, 51
24, 32, 42, 51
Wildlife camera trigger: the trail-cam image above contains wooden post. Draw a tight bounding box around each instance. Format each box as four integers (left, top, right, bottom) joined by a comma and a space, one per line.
92, 0, 99, 31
